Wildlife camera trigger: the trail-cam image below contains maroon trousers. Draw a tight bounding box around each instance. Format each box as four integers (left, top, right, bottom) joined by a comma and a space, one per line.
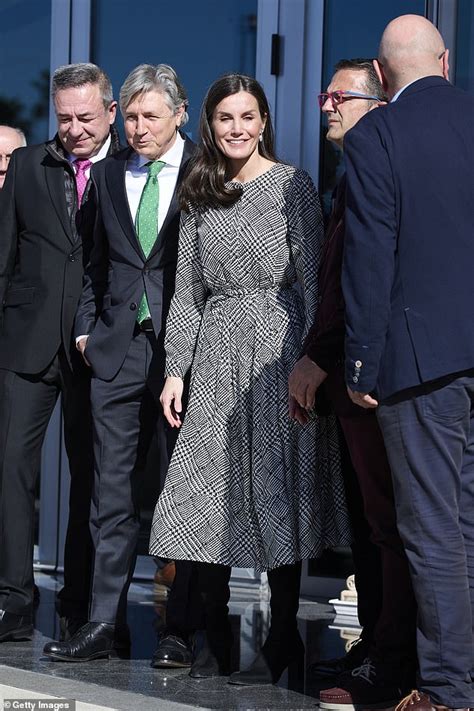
338, 412, 417, 664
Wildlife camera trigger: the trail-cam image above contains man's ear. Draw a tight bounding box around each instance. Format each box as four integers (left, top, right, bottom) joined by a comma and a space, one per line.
373, 59, 389, 93
175, 104, 185, 128
108, 100, 118, 124
442, 49, 450, 81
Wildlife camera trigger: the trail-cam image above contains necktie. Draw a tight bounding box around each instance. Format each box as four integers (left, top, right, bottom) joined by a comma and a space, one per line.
74, 159, 92, 206
135, 160, 165, 323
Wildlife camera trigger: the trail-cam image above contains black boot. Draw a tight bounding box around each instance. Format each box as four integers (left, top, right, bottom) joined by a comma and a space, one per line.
189, 563, 232, 679
43, 622, 116, 662
229, 562, 303, 686
190, 630, 231, 678
229, 629, 304, 685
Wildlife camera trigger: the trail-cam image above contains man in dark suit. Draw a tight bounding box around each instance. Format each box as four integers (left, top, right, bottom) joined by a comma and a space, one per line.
43, 64, 198, 665
342, 15, 474, 711
289, 59, 417, 709
0, 63, 119, 643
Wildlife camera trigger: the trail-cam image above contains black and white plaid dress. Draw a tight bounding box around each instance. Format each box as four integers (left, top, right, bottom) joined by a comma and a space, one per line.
149, 163, 350, 571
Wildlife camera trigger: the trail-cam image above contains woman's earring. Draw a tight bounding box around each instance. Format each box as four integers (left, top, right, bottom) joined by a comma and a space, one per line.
259, 130, 263, 143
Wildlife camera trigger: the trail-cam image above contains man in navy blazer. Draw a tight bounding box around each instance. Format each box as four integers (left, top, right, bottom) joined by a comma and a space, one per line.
289, 59, 417, 710
342, 15, 474, 711
43, 64, 199, 666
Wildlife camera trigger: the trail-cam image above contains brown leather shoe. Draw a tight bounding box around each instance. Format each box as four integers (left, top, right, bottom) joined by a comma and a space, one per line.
395, 689, 470, 711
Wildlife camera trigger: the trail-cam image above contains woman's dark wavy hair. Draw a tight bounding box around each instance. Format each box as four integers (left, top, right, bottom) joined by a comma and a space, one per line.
180, 74, 276, 211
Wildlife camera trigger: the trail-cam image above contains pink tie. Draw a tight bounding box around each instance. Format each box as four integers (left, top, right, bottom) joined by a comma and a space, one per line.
74, 159, 92, 206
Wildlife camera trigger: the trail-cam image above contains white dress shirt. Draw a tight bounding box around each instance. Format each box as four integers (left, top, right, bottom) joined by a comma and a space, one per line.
126, 132, 185, 231
76, 132, 185, 345
68, 134, 111, 176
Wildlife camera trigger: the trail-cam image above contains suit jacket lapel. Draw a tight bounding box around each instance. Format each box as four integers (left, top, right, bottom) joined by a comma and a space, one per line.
105, 148, 145, 259
44, 154, 75, 245
147, 136, 195, 261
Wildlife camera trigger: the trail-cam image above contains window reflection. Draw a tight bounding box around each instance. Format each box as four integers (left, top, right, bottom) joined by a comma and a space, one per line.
0, 0, 51, 143
319, 0, 426, 216
455, 0, 474, 92
91, 0, 258, 142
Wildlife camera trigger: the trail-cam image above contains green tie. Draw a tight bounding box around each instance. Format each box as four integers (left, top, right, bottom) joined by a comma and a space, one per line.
135, 160, 165, 323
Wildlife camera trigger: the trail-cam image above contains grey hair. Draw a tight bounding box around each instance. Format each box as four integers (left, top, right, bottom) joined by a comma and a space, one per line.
52, 63, 114, 109
0, 125, 27, 146
119, 64, 189, 126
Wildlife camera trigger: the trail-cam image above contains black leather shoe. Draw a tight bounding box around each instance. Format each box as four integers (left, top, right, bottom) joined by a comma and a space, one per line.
43, 622, 116, 662
309, 637, 370, 679
151, 634, 192, 668
0, 610, 33, 642
59, 617, 87, 642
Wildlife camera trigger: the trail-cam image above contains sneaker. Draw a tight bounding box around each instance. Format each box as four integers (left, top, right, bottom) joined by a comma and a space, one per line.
309, 637, 370, 679
319, 657, 408, 711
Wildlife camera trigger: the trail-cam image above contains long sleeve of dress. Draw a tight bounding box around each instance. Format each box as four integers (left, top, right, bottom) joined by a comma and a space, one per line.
286, 169, 324, 340
164, 208, 208, 378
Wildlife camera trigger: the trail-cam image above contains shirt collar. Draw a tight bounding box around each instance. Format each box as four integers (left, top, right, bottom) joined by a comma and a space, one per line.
391, 79, 418, 103
68, 135, 111, 164
135, 132, 185, 170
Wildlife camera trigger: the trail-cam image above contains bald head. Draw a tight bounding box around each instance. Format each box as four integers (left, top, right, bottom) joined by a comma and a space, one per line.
0, 125, 26, 189
377, 15, 448, 98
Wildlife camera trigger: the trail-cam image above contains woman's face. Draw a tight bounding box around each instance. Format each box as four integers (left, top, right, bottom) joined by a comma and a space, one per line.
211, 90, 266, 164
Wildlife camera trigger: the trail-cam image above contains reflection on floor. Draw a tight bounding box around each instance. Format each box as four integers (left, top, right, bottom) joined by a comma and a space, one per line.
0, 572, 360, 710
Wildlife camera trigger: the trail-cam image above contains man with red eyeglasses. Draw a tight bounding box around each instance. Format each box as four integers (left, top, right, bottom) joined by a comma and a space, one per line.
289, 58, 417, 710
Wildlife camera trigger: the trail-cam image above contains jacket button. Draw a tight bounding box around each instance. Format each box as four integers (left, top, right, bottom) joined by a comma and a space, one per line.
130, 302, 137, 311
68, 254, 76, 262
144, 268, 150, 275
355, 360, 362, 368
352, 376, 359, 383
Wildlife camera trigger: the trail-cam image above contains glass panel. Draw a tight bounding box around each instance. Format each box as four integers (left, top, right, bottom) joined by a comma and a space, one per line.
0, 0, 51, 143
0, 0, 52, 561
91, 0, 258, 142
91, 0, 257, 556
319, 0, 426, 214
455, 0, 474, 93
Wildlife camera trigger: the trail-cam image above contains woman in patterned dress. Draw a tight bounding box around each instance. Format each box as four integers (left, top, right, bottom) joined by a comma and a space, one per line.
149, 74, 349, 684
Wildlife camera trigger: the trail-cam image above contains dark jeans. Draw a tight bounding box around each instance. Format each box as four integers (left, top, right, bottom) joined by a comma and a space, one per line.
377, 372, 474, 707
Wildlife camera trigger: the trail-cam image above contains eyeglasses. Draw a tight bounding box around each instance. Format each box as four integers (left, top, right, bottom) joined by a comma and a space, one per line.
317, 90, 381, 108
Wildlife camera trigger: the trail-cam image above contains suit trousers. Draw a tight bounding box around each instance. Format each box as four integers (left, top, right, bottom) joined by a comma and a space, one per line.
338, 414, 416, 665
88, 329, 195, 630
0, 347, 94, 617
377, 372, 474, 707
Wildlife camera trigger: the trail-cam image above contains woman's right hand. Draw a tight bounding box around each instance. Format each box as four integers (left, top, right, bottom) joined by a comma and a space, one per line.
160, 376, 185, 428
